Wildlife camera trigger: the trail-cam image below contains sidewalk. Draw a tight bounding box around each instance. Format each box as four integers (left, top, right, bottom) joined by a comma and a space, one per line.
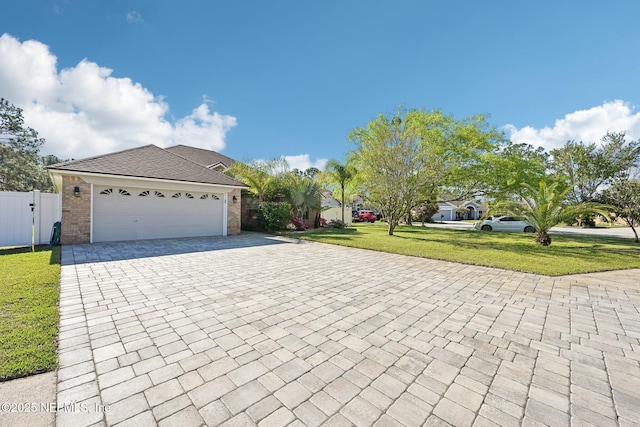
0, 371, 56, 427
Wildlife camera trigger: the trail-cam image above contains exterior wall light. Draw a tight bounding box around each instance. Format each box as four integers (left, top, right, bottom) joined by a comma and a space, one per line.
74, 186, 80, 197
232, 195, 238, 203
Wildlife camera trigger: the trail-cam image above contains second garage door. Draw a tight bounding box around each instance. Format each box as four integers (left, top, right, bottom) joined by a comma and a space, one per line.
93, 186, 224, 242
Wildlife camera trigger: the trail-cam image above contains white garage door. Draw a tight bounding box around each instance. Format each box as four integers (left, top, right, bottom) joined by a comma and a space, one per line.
93, 186, 224, 242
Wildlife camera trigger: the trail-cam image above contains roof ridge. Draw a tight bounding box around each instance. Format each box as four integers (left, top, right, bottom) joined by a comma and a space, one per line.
161, 147, 240, 182
165, 144, 235, 163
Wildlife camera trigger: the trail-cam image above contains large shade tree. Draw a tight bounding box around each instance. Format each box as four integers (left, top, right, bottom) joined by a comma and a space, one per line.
349, 111, 432, 235
0, 98, 55, 192
550, 132, 640, 204
599, 179, 640, 243
484, 142, 550, 197
348, 107, 505, 235
490, 181, 611, 246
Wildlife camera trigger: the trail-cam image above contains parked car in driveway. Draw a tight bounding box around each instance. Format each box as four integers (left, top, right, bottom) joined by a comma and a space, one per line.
354, 210, 377, 223
474, 216, 536, 233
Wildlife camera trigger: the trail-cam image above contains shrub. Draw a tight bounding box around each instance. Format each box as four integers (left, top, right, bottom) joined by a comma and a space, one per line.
241, 223, 260, 232
257, 202, 293, 232
328, 219, 347, 229
291, 217, 308, 231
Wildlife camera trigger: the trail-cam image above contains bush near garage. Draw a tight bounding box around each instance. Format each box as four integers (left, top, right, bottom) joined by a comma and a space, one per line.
257, 201, 293, 232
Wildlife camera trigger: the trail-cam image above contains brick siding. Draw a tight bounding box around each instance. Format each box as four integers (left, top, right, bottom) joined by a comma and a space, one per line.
228, 188, 242, 235
61, 176, 91, 244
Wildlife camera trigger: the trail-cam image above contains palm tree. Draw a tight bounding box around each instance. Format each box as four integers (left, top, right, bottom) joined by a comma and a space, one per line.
323, 160, 356, 222
490, 181, 611, 246
286, 176, 322, 224
226, 158, 289, 203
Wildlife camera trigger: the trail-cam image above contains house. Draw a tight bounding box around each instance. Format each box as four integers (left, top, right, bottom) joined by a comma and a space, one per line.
432, 200, 487, 221
320, 190, 352, 224
47, 145, 247, 244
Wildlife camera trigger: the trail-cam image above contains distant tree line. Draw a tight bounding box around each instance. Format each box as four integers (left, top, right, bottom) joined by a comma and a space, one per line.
0, 98, 65, 192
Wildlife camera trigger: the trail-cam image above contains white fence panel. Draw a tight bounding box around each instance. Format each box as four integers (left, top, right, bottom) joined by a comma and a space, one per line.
322, 207, 353, 225
39, 193, 62, 243
0, 191, 62, 246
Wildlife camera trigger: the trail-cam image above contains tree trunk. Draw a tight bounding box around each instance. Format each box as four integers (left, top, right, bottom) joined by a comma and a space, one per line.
388, 221, 396, 235
535, 232, 552, 246
341, 186, 345, 223
631, 225, 639, 243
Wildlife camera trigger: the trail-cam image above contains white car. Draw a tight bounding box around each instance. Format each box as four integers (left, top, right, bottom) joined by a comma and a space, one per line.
474, 216, 536, 233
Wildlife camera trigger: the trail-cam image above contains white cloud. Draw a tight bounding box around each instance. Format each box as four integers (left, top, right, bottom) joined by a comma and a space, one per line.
0, 33, 236, 159
282, 154, 328, 172
505, 100, 640, 151
126, 11, 143, 24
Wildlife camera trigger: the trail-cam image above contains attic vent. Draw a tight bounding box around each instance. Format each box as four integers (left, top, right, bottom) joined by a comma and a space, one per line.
139, 190, 150, 197
155, 191, 165, 198
99, 188, 113, 195
119, 189, 131, 196
185, 193, 194, 199
172, 193, 181, 198
200, 194, 209, 199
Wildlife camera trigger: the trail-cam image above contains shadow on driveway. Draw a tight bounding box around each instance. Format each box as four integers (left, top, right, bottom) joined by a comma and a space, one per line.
62, 232, 289, 265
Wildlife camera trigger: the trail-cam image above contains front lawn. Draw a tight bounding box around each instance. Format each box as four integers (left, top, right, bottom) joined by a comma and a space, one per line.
289, 224, 640, 276
0, 246, 60, 381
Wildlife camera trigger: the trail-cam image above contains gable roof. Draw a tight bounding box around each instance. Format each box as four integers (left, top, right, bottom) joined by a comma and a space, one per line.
165, 145, 236, 169
47, 145, 247, 187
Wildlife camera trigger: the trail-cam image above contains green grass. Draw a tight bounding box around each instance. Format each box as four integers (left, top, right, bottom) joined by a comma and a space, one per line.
0, 246, 60, 381
288, 224, 640, 276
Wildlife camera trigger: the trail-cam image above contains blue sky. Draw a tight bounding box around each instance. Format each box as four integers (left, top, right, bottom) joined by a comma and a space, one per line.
1, 1, 639, 170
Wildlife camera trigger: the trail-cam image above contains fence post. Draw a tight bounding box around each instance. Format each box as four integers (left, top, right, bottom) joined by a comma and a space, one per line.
31, 190, 42, 245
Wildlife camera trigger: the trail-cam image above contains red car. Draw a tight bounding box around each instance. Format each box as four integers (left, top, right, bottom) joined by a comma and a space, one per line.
355, 210, 377, 223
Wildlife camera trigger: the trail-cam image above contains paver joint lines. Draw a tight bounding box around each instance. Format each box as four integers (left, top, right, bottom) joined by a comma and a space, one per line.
55, 234, 640, 426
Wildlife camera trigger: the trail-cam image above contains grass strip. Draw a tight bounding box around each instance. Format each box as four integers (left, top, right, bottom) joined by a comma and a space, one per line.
0, 246, 60, 381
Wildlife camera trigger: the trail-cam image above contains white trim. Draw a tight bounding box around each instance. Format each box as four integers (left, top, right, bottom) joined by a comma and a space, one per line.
207, 162, 228, 171
223, 193, 228, 236
90, 183, 94, 244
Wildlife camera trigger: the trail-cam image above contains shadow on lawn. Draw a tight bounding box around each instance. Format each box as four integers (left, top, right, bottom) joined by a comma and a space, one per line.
392, 227, 640, 263
0, 245, 61, 266
291, 227, 359, 241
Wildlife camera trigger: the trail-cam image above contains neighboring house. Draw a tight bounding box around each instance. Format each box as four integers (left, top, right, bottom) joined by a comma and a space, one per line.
432, 201, 487, 221
47, 145, 247, 244
320, 190, 352, 225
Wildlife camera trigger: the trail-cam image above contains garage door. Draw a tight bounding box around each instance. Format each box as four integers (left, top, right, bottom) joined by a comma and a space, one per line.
93, 186, 224, 242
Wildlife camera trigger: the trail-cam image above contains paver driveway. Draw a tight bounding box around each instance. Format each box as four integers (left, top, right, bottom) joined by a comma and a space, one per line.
56, 233, 640, 426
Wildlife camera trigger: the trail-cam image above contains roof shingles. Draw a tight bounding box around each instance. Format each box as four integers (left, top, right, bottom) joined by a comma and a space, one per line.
48, 145, 246, 187
165, 145, 236, 169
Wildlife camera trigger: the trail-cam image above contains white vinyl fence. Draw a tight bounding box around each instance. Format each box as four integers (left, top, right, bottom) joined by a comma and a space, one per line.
0, 191, 62, 247
322, 207, 353, 225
